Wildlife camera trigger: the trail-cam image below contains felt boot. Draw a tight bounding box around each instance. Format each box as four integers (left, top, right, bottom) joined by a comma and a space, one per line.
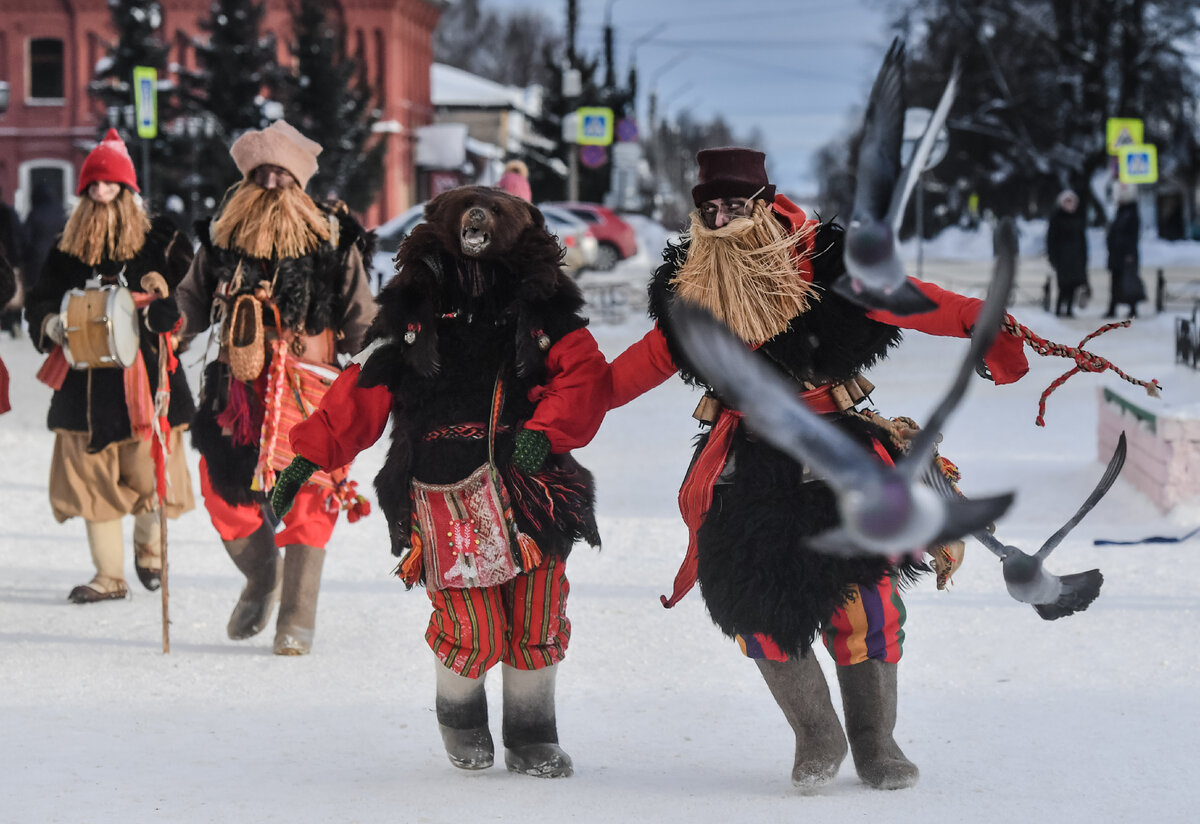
435, 662, 494, 770
836, 660, 919, 790
223, 521, 281, 640
502, 663, 573, 778
133, 509, 162, 592
273, 544, 324, 655
69, 519, 128, 603
756, 655, 848, 791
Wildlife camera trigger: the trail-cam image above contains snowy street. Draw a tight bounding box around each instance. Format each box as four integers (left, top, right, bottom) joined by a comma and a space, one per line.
2, 256, 1199, 822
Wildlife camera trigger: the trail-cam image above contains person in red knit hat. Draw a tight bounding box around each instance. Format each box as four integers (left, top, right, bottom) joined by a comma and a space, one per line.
24, 128, 196, 603
605, 146, 1030, 792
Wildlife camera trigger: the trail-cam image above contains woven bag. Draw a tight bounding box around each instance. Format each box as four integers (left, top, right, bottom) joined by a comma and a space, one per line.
224, 293, 265, 382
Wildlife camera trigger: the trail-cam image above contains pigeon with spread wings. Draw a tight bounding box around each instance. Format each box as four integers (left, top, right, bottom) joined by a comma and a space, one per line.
835, 39, 961, 316
926, 434, 1124, 619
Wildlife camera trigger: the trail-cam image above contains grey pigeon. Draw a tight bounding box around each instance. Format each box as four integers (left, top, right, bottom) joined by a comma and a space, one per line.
926, 434, 1125, 619
835, 39, 961, 316
668, 242, 1016, 559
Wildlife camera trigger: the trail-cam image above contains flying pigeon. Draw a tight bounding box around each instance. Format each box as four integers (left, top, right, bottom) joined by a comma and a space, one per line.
927, 434, 1125, 619
668, 242, 1016, 559
835, 39, 961, 315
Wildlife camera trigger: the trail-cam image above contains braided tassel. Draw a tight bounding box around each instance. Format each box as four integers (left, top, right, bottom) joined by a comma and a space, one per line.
1002, 317, 1161, 426
398, 531, 423, 586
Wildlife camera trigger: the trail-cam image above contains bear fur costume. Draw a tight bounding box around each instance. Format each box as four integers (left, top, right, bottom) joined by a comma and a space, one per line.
647, 222, 925, 658
356, 187, 601, 573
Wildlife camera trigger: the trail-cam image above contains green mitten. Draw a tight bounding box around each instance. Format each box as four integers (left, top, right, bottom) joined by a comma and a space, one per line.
511, 428, 550, 474
270, 456, 319, 518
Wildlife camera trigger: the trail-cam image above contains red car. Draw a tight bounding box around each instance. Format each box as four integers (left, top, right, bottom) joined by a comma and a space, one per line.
543, 202, 638, 270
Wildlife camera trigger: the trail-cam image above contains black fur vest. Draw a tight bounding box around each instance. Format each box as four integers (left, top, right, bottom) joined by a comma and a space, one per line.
651, 222, 925, 657
191, 205, 370, 506
356, 222, 600, 570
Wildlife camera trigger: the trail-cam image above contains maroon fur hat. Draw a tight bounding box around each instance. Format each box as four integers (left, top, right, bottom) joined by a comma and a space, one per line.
691, 147, 775, 206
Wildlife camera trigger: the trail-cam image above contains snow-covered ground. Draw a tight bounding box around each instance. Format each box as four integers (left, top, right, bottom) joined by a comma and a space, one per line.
2, 234, 1199, 822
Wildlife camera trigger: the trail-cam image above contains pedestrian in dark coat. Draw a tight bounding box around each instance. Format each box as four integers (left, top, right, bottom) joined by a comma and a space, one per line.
21, 181, 67, 288
1105, 189, 1145, 318
1046, 189, 1088, 317
1, 187, 25, 335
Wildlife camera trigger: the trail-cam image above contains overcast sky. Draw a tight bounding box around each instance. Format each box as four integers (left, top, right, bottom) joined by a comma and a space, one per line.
484, 0, 896, 195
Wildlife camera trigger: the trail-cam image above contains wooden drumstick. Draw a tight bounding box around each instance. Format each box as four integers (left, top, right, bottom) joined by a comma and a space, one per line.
141, 271, 169, 299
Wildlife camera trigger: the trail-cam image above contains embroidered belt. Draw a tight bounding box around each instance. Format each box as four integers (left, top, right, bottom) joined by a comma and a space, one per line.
692, 373, 875, 424
423, 422, 512, 441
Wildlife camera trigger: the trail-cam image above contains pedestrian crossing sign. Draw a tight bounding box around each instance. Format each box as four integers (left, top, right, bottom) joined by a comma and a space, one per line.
133, 66, 157, 139
1106, 117, 1142, 155
1117, 144, 1157, 184
576, 107, 614, 146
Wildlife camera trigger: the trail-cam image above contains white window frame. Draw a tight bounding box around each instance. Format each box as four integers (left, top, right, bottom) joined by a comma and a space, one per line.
15, 159, 74, 219
26, 36, 66, 106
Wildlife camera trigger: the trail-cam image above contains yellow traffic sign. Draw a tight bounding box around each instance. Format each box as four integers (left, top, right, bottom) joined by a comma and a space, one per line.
133, 66, 157, 139
576, 107, 614, 146
1106, 117, 1142, 155
1117, 144, 1157, 184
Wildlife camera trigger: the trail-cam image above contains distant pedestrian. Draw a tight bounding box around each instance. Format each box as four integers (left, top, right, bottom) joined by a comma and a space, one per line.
496, 159, 532, 202
0, 186, 24, 336
21, 181, 67, 288
1105, 186, 1144, 318
1046, 189, 1088, 317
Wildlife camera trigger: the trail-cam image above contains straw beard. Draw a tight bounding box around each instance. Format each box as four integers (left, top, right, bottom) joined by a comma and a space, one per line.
57, 188, 150, 267
671, 199, 818, 345
210, 180, 331, 260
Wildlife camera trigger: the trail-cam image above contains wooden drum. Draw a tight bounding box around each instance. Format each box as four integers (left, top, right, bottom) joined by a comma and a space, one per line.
60, 284, 141, 369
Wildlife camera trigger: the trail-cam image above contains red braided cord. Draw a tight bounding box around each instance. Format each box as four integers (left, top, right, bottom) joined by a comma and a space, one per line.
1000, 317, 1161, 427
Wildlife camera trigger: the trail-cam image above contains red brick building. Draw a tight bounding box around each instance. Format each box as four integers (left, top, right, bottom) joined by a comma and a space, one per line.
0, 0, 442, 226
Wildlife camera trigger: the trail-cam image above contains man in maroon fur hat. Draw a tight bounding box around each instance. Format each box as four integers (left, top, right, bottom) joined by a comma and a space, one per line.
604, 147, 1031, 791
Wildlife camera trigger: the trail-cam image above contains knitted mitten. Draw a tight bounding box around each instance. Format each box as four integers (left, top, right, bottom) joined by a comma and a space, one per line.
270, 456, 319, 518
511, 428, 550, 474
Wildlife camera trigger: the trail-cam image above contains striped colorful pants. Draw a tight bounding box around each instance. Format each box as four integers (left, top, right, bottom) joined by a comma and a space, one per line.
425, 554, 570, 679
737, 574, 906, 666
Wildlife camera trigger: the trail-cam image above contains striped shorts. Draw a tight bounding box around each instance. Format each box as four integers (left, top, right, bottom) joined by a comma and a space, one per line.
425, 554, 570, 679
737, 574, 906, 666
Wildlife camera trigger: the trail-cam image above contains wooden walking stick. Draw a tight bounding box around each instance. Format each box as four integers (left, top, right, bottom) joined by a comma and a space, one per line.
141, 272, 174, 653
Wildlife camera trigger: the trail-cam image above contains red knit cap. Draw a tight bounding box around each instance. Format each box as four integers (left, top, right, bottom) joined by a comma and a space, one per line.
76, 129, 140, 195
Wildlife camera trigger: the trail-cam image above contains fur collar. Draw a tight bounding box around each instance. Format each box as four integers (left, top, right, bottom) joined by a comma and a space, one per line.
358, 221, 587, 389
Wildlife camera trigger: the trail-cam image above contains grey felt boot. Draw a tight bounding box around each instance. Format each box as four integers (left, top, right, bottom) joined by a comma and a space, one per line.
756, 655, 849, 791
435, 662, 494, 770
223, 521, 281, 640
836, 659, 919, 790
502, 663, 573, 778
273, 544, 325, 655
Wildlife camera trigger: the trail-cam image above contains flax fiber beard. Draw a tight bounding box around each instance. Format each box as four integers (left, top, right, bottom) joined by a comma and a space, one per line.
210, 181, 331, 260
58, 188, 151, 267
671, 199, 818, 345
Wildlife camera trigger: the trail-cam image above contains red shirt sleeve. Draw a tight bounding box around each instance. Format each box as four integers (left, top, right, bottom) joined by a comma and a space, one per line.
290, 363, 392, 470
524, 328, 612, 452
867, 277, 1029, 385
609, 326, 677, 409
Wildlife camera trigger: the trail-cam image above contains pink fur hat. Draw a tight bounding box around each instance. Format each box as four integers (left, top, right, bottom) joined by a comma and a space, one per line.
230, 120, 323, 188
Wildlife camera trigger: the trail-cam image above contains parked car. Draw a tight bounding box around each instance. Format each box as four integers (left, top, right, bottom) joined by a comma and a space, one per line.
542, 201, 638, 270
538, 204, 599, 275
369, 201, 598, 286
